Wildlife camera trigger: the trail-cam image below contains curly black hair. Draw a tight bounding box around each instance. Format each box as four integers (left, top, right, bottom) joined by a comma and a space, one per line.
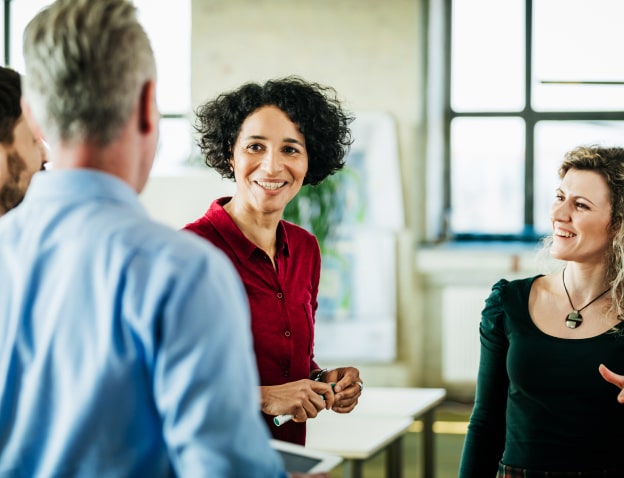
194, 76, 354, 186
0, 66, 22, 144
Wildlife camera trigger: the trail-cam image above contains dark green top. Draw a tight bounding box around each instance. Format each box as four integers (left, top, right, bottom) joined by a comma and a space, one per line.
459, 276, 624, 477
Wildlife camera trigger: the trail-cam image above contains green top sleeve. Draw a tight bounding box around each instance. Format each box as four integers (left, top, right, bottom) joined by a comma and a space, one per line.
458, 278, 510, 478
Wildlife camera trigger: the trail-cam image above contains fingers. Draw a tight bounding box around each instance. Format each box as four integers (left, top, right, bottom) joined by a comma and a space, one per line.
332, 381, 362, 413
264, 371, 365, 425
599, 364, 624, 404
328, 367, 362, 394
263, 380, 335, 423
291, 393, 328, 422
599, 364, 624, 386
310, 380, 335, 410
326, 368, 362, 413
304, 383, 332, 417
323, 367, 363, 413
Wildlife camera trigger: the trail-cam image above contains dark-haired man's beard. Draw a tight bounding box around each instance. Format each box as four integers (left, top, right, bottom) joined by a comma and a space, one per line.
0, 150, 29, 216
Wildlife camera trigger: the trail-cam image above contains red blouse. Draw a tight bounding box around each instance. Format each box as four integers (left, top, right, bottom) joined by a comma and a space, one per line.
183, 197, 321, 445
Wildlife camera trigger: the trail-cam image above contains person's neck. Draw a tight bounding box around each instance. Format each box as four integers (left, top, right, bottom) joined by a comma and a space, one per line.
49, 133, 143, 193
224, 198, 280, 256
562, 262, 610, 304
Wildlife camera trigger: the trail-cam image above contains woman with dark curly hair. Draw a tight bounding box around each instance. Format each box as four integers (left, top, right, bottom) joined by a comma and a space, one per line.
184, 76, 363, 446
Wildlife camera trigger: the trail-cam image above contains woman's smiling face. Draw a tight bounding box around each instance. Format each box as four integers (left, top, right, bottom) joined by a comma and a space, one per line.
230, 105, 308, 216
550, 168, 613, 264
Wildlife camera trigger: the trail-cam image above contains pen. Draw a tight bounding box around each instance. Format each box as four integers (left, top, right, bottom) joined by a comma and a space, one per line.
273, 383, 335, 427
273, 413, 294, 426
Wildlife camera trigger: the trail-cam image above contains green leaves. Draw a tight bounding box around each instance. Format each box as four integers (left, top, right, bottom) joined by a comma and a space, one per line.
283, 172, 345, 253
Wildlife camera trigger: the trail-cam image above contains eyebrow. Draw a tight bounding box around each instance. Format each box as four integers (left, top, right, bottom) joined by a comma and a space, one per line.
556, 188, 598, 206
244, 135, 305, 147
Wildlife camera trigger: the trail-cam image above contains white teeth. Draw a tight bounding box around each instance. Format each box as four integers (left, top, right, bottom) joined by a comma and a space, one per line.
555, 230, 576, 238
256, 181, 285, 191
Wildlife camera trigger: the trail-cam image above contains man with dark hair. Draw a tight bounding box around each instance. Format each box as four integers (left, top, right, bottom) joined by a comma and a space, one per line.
0, 66, 47, 215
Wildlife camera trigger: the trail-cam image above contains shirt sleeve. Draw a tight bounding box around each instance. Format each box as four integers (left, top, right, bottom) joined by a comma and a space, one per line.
458, 279, 510, 478
308, 236, 322, 373
146, 244, 286, 477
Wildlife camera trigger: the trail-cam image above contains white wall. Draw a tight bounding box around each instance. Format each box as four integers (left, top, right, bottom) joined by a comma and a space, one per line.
141, 168, 235, 229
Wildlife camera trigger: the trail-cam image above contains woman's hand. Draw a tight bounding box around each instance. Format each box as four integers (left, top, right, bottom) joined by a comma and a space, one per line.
260, 380, 334, 422
322, 367, 363, 413
599, 363, 624, 403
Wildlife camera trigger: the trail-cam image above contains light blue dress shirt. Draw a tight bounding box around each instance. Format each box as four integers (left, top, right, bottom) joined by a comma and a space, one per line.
0, 170, 286, 477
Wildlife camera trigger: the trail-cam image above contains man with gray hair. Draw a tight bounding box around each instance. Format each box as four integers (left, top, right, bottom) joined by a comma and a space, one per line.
0, 0, 287, 476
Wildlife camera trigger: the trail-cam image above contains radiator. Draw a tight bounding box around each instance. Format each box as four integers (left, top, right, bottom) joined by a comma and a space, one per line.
441, 286, 491, 383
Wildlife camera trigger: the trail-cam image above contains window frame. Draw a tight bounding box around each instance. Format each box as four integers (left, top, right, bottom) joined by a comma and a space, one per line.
2, 0, 192, 171
2, 0, 9, 65
428, 0, 624, 243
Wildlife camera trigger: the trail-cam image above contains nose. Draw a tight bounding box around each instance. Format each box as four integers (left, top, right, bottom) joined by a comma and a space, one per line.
550, 198, 571, 223
261, 148, 283, 174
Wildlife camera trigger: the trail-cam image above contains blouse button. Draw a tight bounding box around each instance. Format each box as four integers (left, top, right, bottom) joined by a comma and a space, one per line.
284, 330, 291, 337
277, 292, 283, 299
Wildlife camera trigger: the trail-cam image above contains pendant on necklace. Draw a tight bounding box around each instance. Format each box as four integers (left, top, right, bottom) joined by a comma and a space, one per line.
565, 310, 583, 329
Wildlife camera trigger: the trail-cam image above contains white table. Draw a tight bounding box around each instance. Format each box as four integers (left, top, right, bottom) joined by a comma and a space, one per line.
306, 387, 447, 478
306, 413, 414, 478
354, 387, 447, 478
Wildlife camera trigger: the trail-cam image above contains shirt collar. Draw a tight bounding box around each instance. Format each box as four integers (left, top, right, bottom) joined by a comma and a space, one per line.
24, 169, 147, 216
208, 197, 290, 261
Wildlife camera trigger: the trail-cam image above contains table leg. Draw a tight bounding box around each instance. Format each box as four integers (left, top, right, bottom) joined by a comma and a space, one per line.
422, 410, 435, 478
385, 435, 403, 478
342, 459, 364, 478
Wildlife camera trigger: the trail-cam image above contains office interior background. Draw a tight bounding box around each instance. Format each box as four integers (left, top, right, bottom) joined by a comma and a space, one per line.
3, 0, 623, 403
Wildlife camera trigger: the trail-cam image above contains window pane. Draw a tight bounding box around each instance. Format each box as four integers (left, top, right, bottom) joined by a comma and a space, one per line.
533, 0, 624, 111
8, 0, 191, 172
533, 121, 624, 234
135, 0, 191, 113
10, 1, 191, 115
450, 118, 525, 234
1, 6, 4, 62
152, 117, 193, 173
8, 0, 51, 72
451, 0, 525, 112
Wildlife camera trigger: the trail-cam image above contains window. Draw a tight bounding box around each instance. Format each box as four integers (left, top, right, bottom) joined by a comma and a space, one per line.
1, 0, 191, 173
0, 5, 4, 64
428, 0, 624, 242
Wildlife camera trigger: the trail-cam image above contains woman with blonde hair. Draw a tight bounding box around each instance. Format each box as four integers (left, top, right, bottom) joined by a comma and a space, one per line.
460, 145, 624, 477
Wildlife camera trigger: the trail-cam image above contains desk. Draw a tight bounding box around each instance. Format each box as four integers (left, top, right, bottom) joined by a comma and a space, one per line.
355, 387, 446, 478
306, 413, 413, 478
307, 387, 447, 478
